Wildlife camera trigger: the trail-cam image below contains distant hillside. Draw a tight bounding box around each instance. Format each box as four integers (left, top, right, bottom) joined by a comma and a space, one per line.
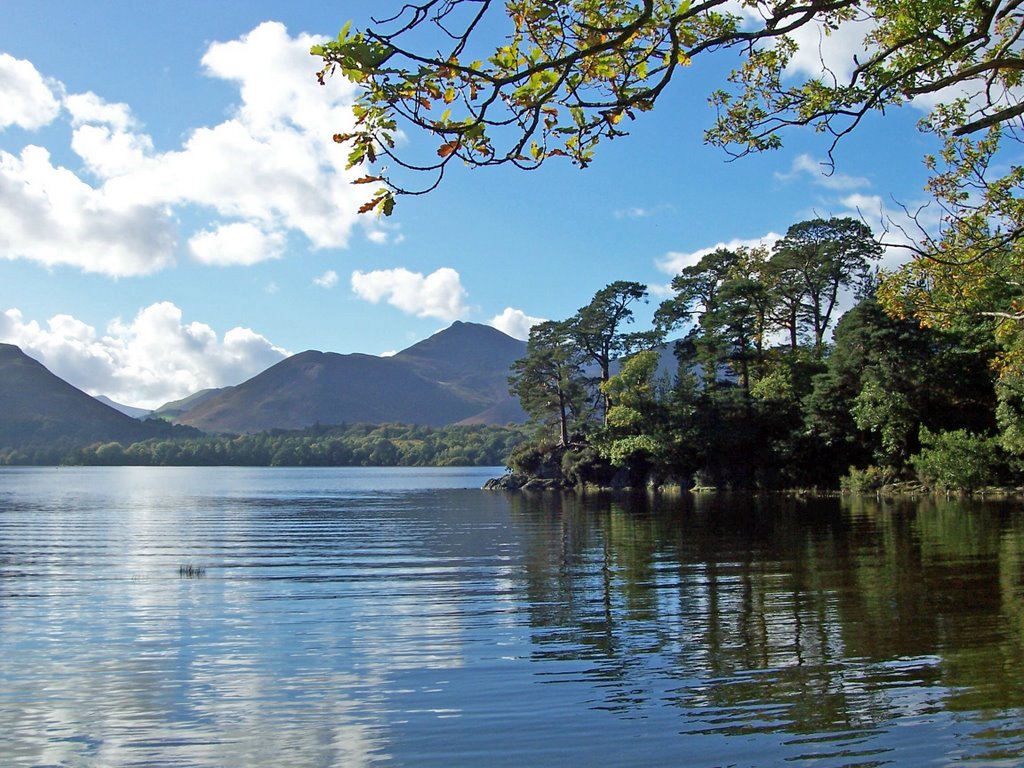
94, 395, 152, 419
175, 322, 527, 434
0, 344, 181, 452
150, 387, 228, 421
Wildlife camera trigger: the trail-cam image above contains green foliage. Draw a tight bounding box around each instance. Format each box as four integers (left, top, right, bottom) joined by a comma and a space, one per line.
560, 444, 614, 487
850, 377, 916, 464
571, 281, 657, 421
498, 239, 1004, 490
509, 319, 591, 446
771, 218, 881, 353
804, 295, 997, 476
910, 427, 1000, 492
839, 465, 897, 493
507, 438, 565, 479
996, 357, 1024, 456
596, 350, 669, 482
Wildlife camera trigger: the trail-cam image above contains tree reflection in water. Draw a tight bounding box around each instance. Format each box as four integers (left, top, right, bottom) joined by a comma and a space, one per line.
508, 491, 1024, 757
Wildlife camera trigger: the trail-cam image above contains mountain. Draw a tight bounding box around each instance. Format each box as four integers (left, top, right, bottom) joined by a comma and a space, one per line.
94, 395, 152, 419
175, 322, 527, 434
393, 320, 527, 399
150, 387, 228, 421
0, 344, 176, 451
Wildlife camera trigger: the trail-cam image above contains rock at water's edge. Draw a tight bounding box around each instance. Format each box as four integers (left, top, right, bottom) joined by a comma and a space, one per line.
483, 473, 524, 491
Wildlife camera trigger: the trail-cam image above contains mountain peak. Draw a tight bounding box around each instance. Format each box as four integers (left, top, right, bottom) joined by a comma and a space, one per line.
395, 321, 523, 364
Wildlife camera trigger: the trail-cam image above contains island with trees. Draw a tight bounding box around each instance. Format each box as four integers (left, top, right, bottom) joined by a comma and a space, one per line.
498, 215, 1005, 494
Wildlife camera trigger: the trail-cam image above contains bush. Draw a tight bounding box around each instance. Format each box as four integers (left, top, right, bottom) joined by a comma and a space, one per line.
839, 464, 896, 492
561, 445, 614, 487
507, 439, 564, 479
910, 427, 999, 492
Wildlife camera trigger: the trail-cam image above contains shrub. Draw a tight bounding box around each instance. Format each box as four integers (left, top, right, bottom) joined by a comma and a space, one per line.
507, 439, 564, 479
910, 427, 999, 492
839, 464, 896, 492
561, 445, 614, 487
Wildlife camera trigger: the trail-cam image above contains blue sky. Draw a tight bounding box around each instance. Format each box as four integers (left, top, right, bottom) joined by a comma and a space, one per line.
0, 1, 936, 408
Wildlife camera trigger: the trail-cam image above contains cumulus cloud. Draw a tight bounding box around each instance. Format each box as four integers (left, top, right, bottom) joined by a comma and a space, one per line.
0, 145, 177, 276
489, 307, 545, 340
0, 22, 381, 278
775, 153, 870, 190
657, 233, 782, 275
313, 269, 339, 288
65, 91, 136, 131
783, 15, 875, 85
0, 53, 62, 130
188, 222, 285, 266
0, 302, 289, 408
835, 192, 937, 270
350, 267, 470, 321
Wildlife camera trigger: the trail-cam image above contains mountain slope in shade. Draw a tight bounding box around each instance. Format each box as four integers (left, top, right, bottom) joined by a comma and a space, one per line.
0, 344, 170, 448
175, 322, 528, 434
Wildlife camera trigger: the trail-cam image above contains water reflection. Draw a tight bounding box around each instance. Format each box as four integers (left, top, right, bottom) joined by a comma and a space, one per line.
509, 491, 1024, 762
1, 468, 1023, 766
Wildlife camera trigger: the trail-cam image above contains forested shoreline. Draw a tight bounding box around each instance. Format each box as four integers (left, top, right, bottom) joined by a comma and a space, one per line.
0, 423, 525, 469
502, 217, 1012, 494
2, 220, 1016, 493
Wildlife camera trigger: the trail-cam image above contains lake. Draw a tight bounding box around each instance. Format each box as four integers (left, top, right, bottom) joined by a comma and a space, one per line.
1, 467, 1023, 767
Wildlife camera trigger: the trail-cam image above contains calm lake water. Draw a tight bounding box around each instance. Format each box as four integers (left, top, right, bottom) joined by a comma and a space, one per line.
1, 467, 1023, 767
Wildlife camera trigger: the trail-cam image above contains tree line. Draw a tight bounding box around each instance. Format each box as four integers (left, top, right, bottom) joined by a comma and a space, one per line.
0, 423, 525, 468
507, 216, 1005, 492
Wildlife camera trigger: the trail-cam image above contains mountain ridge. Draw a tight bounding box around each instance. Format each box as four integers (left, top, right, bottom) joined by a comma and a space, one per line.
0, 343, 186, 453
170, 321, 528, 434
0, 322, 529, 450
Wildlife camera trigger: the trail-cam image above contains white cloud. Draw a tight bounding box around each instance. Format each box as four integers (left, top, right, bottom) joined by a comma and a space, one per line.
188, 222, 285, 266
65, 92, 135, 131
314, 269, 339, 288
0, 22, 383, 278
835, 192, 937, 270
657, 233, 782, 275
489, 307, 545, 340
0, 145, 177, 276
0, 302, 289, 409
782, 14, 875, 85
775, 153, 870, 190
647, 281, 676, 299
612, 204, 672, 220
364, 219, 405, 245
0, 53, 62, 130
350, 267, 470, 321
